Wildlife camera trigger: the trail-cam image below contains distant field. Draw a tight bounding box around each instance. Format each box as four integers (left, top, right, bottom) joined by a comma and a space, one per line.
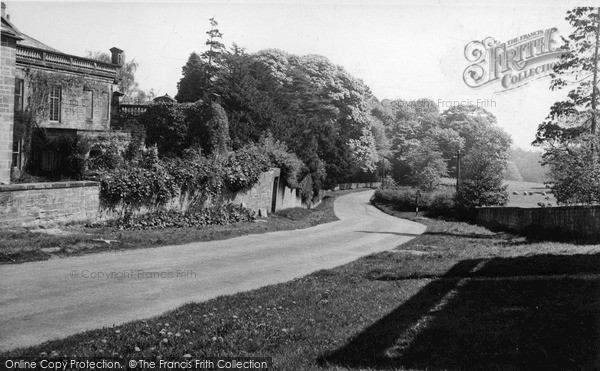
441, 178, 555, 208
504, 180, 555, 207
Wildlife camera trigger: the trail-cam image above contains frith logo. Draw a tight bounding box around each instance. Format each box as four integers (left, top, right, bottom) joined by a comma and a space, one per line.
463, 28, 562, 91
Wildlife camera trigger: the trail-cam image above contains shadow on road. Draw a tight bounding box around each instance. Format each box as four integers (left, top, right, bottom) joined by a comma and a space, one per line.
318, 253, 600, 370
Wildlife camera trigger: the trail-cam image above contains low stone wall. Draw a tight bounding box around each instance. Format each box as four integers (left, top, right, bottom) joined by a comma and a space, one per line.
476, 205, 600, 238
0, 168, 314, 227
0, 181, 99, 227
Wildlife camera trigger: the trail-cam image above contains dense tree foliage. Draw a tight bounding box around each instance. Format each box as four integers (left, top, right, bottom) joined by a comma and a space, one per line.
534, 7, 600, 205
371, 99, 511, 184
543, 135, 600, 204
139, 101, 230, 157
175, 53, 205, 103
177, 42, 381, 189
455, 143, 509, 208
403, 138, 448, 191
534, 7, 600, 145
175, 18, 226, 103
169, 19, 514, 203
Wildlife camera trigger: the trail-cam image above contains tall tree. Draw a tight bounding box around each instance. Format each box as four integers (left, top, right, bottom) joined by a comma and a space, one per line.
202, 17, 226, 88
175, 53, 205, 103
534, 7, 600, 145
439, 104, 511, 177
533, 8, 600, 205
403, 138, 448, 191
455, 143, 509, 208
175, 18, 225, 102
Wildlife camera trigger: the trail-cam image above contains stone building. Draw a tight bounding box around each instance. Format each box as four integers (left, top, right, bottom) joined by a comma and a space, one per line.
0, 2, 122, 183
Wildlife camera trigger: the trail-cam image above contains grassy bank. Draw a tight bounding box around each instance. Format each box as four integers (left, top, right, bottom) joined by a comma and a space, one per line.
3, 201, 600, 370
0, 188, 362, 265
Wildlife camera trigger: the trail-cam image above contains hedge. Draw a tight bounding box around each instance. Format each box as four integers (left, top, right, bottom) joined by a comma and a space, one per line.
371, 187, 455, 216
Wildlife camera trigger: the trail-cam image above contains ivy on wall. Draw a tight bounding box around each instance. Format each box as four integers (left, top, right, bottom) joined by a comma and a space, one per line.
15, 68, 111, 173
98, 144, 273, 215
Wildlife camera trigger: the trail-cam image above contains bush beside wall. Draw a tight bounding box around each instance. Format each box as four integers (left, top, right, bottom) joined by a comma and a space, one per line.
370, 187, 455, 216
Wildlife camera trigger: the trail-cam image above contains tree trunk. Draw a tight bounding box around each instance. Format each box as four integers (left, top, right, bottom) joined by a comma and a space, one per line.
592, 8, 600, 134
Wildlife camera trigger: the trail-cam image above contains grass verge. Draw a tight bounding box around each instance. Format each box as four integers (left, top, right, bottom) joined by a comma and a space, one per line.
0, 188, 361, 265
3, 199, 600, 370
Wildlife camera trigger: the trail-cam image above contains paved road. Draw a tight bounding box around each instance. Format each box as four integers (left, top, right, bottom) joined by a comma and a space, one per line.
0, 190, 425, 351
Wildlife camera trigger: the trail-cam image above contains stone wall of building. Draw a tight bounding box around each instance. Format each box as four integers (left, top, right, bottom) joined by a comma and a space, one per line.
0, 181, 99, 227
15, 68, 113, 132
0, 32, 16, 184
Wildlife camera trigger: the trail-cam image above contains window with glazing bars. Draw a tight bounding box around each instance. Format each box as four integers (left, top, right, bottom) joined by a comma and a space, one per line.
14, 78, 24, 111
49, 85, 61, 122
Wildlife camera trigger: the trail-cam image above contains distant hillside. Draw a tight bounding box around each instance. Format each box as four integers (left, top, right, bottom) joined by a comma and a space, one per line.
509, 148, 547, 184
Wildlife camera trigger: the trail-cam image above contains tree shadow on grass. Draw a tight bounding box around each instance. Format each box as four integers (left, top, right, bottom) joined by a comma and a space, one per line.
318, 253, 600, 370
424, 231, 508, 240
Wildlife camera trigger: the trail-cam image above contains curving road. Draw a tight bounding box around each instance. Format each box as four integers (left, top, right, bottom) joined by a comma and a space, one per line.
0, 190, 425, 351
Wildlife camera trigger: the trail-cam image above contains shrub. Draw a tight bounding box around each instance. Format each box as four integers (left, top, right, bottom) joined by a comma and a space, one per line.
100, 162, 179, 212
138, 101, 231, 157
371, 188, 426, 211
165, 151, 223, 208
372, 187, 457, 216
109, 204, 255, 230
454, 179, 508, 209
100, 138, 302, 214
222, 144, 270, 192
139, 102, 189, 157
259, 134, 305, 189
427, 191, 455, 216
454, 144, 509, 209
101, 143, 275, 212
79, 132, 130, 175
187, 101, 231, 154
298, 175, 314, 204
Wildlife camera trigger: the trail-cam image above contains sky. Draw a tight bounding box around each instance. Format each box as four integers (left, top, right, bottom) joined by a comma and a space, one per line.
3, 0, 596, 150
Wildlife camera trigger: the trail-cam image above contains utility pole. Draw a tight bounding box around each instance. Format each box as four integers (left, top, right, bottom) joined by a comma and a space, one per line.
456, 148, 461, 193
380, 158, 386, 189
